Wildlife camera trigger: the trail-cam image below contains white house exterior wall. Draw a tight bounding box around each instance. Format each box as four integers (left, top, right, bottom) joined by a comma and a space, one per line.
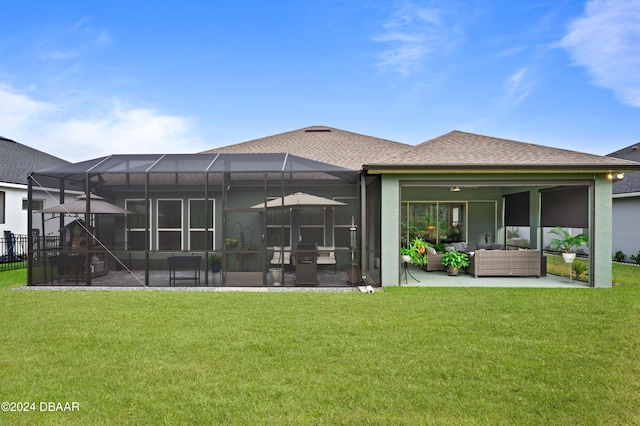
1, 183, 30, 235
1, 183, 64, 236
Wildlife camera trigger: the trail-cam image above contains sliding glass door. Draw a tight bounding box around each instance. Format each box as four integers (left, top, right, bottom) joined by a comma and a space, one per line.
402, 202, 466, 245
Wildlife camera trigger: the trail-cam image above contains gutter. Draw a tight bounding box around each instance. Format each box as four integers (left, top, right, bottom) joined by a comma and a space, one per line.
613, 192, 640, 199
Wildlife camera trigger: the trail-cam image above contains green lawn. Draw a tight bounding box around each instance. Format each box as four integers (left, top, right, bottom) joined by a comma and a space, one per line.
1, 269, 639, 425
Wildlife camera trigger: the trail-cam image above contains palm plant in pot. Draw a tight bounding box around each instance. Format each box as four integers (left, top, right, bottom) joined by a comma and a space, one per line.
440, 250, 470, 276
549, 226, 588, 264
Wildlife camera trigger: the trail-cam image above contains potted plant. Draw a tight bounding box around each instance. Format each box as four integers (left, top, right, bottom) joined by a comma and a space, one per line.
400, 247, 413, 263
208, 253, 222, 273
400, 237, 429, 267
410, 238, 428, 267
548, 226, 588, 263
225, 238, 238, 249
440, 250, 470, 276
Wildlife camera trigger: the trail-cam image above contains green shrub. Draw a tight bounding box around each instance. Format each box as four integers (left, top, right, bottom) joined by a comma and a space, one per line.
572, 260, 588, 279
613, 250, 626, 262
630, 251, 640, 265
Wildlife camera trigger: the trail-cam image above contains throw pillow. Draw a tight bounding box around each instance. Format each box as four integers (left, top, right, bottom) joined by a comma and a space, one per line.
453, 242, 468, 252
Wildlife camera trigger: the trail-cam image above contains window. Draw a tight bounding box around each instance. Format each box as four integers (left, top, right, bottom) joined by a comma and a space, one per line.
157, 199, 182, 250
504, 192, 531, 248
334, 197, 358, 248
300, 206, 325, 245
189, 199, 214, 250
23, 199, 44, 211
265, 203, 291, 247
0, 191, 4, 224
126, 200, 149, 250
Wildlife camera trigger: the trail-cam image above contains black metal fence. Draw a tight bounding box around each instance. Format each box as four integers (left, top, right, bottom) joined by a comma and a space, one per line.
1, 232, 61, 272
0, 232, 29, 271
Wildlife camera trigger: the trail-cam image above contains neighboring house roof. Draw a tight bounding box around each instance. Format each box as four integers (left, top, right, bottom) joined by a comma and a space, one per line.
364, 130, 640, 173
200, 125, 412, 170
607, 143, 640, 195
0, 136, 69, 185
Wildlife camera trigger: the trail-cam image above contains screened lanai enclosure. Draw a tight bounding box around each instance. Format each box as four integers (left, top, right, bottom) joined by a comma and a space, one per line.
27, 153, 368, 287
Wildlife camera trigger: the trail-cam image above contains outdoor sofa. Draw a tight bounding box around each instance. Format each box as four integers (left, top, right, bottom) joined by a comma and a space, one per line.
423, 242, 499, 272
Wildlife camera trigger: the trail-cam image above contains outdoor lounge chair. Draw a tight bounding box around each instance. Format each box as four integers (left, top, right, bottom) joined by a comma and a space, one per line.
316, 246, 337, 273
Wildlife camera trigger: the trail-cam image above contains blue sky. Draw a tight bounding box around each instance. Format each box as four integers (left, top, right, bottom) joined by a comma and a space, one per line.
1, 0, 639, 162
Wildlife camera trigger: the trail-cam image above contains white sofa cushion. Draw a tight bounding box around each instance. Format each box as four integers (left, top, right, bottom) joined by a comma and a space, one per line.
270, 246, 292, 265
316, 246, 336, 264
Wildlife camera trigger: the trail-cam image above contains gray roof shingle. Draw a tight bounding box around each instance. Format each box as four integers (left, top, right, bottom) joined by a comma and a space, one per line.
201, 125, 412, 170
1, 136, 69, 185
366, 130, 640, 171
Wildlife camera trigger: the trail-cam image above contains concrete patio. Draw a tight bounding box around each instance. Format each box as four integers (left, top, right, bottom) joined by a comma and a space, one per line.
399, 264, 589, 288
30, 263, 590, 289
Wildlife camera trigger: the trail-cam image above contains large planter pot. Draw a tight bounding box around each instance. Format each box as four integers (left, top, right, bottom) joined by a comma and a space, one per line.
447, 265, 460, 276
269, 268, 283, 286
562, 252, 577, 264
210, 263, 221, 273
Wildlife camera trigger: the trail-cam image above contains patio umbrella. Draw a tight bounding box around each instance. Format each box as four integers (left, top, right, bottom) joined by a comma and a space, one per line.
250, 192, 347, 209
39, 194, 132, 214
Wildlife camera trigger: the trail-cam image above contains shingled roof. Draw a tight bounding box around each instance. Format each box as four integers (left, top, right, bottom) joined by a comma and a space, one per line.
201, 125, 412, 170
0, 136, 69, 185
607, 143, 640, 194
365, 130, 640, 173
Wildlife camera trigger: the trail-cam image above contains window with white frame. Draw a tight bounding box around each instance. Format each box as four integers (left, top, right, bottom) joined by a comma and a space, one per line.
333, 197, 358, 248
189, 199, 214, 250
126, 199, 149, 250
157, 199, 182, 250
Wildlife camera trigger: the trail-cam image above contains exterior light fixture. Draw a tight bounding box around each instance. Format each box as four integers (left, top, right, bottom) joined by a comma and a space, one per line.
608, 173, 625, 182
450, 186, 461, 192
